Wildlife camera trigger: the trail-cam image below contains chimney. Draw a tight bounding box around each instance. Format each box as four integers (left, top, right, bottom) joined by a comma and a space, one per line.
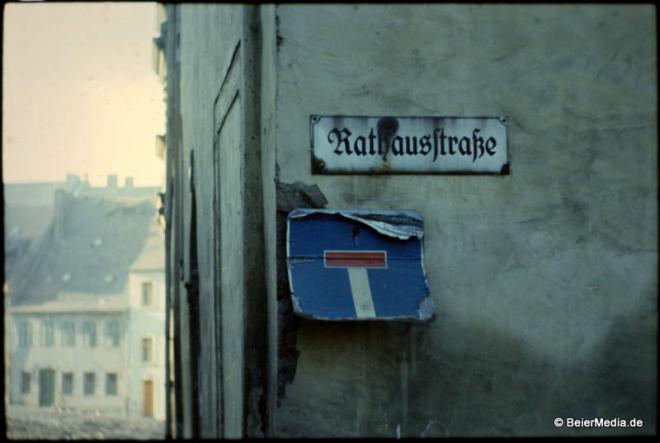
124, 176, 134, 188
65, 173, 80, 189
107, 174, 118, 189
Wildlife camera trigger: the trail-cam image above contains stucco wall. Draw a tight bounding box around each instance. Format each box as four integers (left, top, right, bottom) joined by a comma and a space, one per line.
178, 6, 243, 437
177, 4, 270, 437
273, 4, 656, 437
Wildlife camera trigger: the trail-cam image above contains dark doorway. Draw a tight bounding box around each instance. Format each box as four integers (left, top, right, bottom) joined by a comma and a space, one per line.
38, 369, 55, 407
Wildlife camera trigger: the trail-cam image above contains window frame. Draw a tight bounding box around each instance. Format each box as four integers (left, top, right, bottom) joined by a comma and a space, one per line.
105, 320, 121, 348
141, 281, 155, 307
105, 373, 118, 396
82, 321, 97, 348
83, 372, 96, 396
41, 320, 55, 347
18, 320, 32, 348
61, 321, 76, 347
141, 336, 154, 363
20, 371, 31, 394
62, 372, 74, 395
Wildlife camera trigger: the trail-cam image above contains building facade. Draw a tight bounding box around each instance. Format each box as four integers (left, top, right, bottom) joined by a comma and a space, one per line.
9, 297, 129, 414
6, 181, 166, 420
154, 4, 657, 438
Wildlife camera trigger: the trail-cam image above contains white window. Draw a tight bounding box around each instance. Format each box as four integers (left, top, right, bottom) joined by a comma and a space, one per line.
141, 337, 153, 362
41, 320, 55, 347
106, 373, 118, 396
18, 321, 32, 348
141, 281, 154, 307
62, 372, 74, 395
61, 321, 75, 347
82, 322, 97, 348
105, 321, 121, 347
83, 372, 95, 396
21, 371, 31, 394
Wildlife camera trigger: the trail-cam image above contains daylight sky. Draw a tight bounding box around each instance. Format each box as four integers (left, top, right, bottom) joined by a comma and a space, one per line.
3, 2, 165, 187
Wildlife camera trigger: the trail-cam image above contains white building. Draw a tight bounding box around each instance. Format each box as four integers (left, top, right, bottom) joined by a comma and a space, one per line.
126, 223, 166, 419
6, 187, 166, 420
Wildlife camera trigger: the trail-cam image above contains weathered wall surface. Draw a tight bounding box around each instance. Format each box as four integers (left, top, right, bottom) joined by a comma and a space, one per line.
175, 4, 271, 438
273, 4, 657, 437
178, 5, 245, 437
258, 5, 280, 435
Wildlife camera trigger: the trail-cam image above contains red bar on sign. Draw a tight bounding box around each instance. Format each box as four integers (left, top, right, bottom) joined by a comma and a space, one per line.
324, 250, 387, 268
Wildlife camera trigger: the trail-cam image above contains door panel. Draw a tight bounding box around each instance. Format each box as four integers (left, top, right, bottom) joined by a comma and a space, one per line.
143, 380, 154, 417
38, 369, 55, 407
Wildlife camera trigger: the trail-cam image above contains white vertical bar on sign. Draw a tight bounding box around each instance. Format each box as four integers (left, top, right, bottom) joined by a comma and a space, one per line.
347, 268, 376, 318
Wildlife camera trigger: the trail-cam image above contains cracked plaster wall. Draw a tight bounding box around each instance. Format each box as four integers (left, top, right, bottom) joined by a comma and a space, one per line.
273, 4, 657, 437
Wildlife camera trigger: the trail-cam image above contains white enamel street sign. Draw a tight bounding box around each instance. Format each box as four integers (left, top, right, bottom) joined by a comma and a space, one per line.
310, 115, 509, 174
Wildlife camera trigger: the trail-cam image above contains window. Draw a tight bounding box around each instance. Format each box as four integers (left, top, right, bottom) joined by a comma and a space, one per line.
61, 322, 75, 347
83, 372, 95, 396
21, 371, 31, 394
105, 321, 121, 347
82, 322, 97, 348
105, 373, 118, 396
141, 337, 153, 362
41, 320, 54, 347
18, 321, 32, 348
62, 372, 74, 395
141, 281, 154, 306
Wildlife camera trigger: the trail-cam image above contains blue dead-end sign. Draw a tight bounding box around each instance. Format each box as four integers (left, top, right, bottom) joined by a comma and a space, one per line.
287, 208, 435, 321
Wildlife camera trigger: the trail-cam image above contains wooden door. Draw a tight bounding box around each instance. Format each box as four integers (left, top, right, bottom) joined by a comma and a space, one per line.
143, 380, 154, 417
38, 369, 55, 407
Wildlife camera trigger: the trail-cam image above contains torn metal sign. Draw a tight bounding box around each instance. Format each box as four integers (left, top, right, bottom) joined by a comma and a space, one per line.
287, 208, 435, 321
310, 115, 509, 174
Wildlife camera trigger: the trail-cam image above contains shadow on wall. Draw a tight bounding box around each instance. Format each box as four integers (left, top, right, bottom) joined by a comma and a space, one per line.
276, 297, 656, 437
275, 181, 329, 404
587, 295, 656, 427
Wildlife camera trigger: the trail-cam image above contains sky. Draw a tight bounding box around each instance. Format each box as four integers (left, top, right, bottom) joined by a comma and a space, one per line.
3, 2, 165, 187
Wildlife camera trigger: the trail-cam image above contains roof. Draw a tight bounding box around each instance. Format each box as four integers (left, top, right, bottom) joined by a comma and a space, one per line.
4, 183, 65, 242
8, 192, 160, 307
5, 204, 55, 239
130, 223, 165, 272
3, 181, 160, 240
3, 182, 66, 206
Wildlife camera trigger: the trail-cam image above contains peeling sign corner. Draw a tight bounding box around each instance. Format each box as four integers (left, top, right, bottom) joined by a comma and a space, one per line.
290, 291, 303, 314
417, 295, 436, 321
288, 208, 424, 240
